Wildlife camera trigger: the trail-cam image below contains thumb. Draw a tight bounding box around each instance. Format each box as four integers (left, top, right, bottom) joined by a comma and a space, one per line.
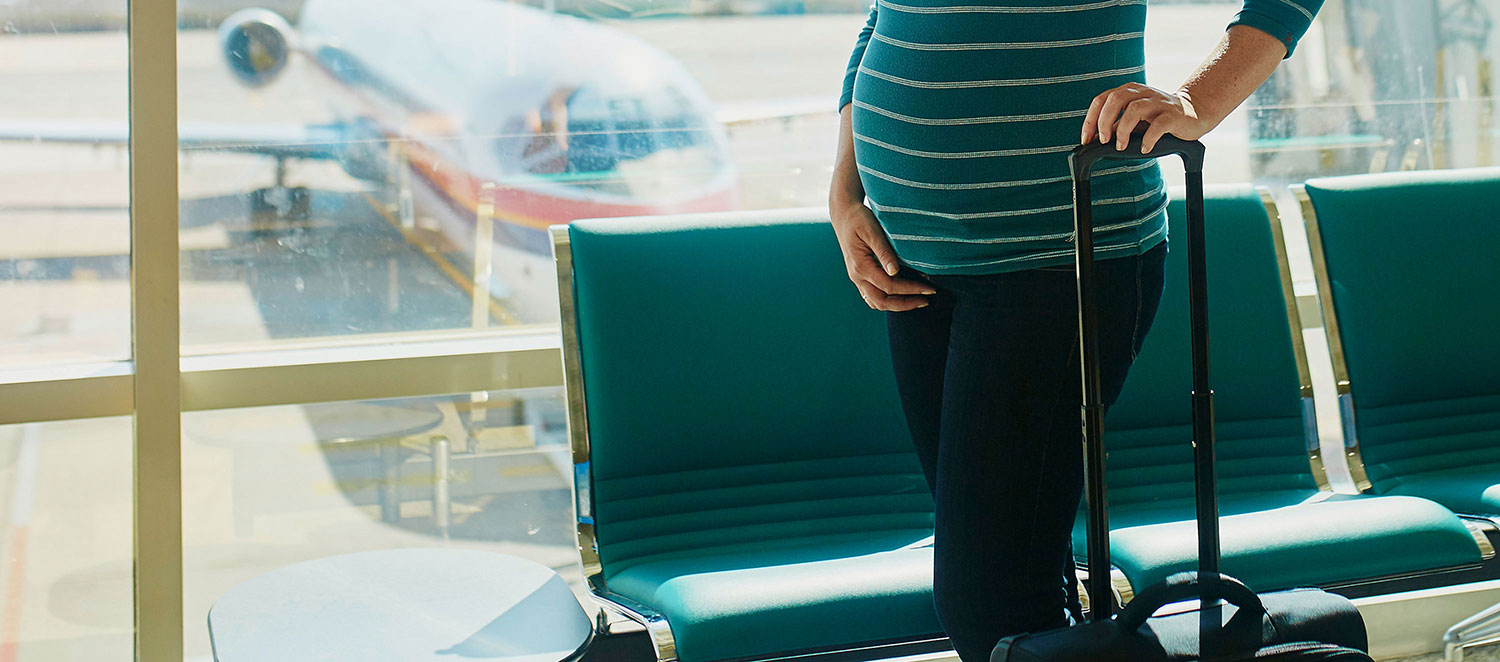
864, 227, 901, 276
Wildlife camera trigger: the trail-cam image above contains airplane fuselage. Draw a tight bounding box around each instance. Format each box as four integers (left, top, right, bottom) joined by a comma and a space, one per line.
289, 0, 740, 322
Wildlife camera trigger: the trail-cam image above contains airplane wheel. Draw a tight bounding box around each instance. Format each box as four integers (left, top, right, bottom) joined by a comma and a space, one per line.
248, 186, 313, 227
286, 186, 312, 220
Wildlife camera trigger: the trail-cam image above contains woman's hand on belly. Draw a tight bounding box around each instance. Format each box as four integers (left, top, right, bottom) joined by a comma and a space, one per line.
831, 201, 936, 312
1081, 83, 1209, 154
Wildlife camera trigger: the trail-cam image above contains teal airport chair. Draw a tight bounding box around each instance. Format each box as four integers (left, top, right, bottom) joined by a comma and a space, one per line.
1072, 185, 1493, 603
551, 196, 1493, 662
1297, 169, 1500, 520
1297, 168, 1500, 662
551, 212, 944, 662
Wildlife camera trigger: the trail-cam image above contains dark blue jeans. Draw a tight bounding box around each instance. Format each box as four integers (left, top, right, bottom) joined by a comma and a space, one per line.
885, 242, 1167, 662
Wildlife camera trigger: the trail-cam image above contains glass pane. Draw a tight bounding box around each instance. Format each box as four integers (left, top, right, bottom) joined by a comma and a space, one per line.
0, 6, 130, 368
0, 417, 133, 661
180, 387, 576, 660
170, 0, 1500, 350
1246, 0, 1500, 181
178, 0, 595, 347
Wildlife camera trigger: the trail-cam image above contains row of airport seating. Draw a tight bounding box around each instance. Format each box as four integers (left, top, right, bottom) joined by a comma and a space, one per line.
549, 166, 1500, 662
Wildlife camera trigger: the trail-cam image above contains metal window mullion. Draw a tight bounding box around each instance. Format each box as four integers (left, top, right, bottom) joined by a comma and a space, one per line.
179, 345, 564, 412
0, 342, 566, 425
129, 0, 184, 659
0, 370, 134, 425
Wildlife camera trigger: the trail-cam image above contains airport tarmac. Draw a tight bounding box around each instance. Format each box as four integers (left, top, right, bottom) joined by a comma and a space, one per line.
0, 7, 1429, 661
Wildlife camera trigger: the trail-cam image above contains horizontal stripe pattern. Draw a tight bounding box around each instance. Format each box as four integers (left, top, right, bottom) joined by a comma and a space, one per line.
874, 0, 1144, 15
855, 132, 1076, 159
1227, 0, 1323, 56
898, 216, 1168, 271
851, 100, 1088, 126
858, 160, 1155, 190
1273, 0, 1315, 21
857, 64, 1146, 89
872, 181, 1165, 221
887, 194, 1168, 244
870, 30, 1142, 51
842, 0, 1175, 274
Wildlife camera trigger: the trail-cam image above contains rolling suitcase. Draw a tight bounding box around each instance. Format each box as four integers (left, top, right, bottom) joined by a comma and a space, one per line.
990, 135, 1374, 662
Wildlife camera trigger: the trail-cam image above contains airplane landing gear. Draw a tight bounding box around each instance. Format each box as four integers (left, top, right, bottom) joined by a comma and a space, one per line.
248, 156, 312, 235
249, 185, 312, 220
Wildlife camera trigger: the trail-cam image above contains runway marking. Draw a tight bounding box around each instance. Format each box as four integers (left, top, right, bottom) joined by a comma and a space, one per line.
358, 191, 520, 326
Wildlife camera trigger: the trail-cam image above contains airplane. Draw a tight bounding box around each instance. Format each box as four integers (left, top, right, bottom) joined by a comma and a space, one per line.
0, 0, 832, 323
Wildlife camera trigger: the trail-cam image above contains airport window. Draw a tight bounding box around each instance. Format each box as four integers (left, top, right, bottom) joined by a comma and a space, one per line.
0, 8, 135, 658
0, 417, 133, 660
179, 388, 569, 660
518, 86, 729, 198
0, 8, 131, 369
1245, 0, 1500, 180
0, 0, 1498, 659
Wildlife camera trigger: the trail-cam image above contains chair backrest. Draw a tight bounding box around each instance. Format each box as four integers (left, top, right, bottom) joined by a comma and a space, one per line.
1300, 168, 1500, 491
1103, 185, 1322, 510
559, 209, 933, 584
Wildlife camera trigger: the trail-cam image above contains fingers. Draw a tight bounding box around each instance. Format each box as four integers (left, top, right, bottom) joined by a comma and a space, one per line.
861, 269, 935, 298
856, 281, 930, 312
831, 186, 937, 312
854, 254, 934, 297
854, 250, 934, 296
1113, 98, 1161, 151
855, 225, 935, 296
1139, 117, 1175, 154
863, 223, 903, 277
1093, 84, 1142, 144
1081, 92, 1107, 144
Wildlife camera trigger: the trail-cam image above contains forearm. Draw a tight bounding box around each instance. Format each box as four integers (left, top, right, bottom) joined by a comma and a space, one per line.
1175, 24, 1289, 136
830, 104, 865, 210
832, 4, 877, 210
1087, 6, 1321, 151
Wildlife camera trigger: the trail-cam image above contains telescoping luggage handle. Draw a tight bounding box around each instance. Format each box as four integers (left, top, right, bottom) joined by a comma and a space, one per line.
1069, 134, 1212, 622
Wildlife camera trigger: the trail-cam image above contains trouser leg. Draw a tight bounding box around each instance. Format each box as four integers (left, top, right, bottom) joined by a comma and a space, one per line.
886, 266, 953, 497
909, 245, 1166, 662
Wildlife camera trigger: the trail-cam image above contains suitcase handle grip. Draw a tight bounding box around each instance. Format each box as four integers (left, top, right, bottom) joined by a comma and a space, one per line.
1068, 132, 1205, 182
1117, 572, 1264, 630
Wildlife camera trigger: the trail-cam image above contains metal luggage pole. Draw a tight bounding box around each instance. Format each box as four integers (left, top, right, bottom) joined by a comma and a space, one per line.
1070, 134, 1208, 622
1185, 165, 1220, 577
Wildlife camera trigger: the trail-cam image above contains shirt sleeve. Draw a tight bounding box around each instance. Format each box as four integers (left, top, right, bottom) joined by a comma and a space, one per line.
838, 3, 879, 112
1228, 0, 1324, 58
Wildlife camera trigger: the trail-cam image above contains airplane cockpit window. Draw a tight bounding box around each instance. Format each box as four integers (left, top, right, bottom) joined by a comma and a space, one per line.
515, 85, 724, 200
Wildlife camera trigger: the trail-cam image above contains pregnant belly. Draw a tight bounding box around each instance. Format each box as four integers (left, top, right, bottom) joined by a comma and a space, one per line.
848, 27, 1150, 215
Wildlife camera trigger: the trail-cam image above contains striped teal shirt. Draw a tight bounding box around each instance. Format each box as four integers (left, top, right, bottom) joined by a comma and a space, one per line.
839, 0, 1322, 274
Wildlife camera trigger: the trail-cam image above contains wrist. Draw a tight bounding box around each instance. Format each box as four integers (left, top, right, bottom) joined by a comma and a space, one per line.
829, 191, 866, 215
1173, 89, 1218, 138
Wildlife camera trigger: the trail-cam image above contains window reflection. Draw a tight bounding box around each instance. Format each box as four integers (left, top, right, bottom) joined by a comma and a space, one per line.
1248, 0, 1500, 178
180, 389, 574, 659
522, 86, 575, 174
8, 0, 1500, 358
513, 84, 726, 200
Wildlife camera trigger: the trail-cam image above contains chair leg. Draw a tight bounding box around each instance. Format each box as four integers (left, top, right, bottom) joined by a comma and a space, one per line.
431, 435, 451, 538
1445, 600, 1500, 662
379, 439, 401, 523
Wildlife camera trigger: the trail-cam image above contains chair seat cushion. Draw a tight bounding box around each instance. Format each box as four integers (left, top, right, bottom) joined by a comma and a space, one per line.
1075, 493, 1483, 593
1382, 465, 1500, 516
606, 530, 941, 662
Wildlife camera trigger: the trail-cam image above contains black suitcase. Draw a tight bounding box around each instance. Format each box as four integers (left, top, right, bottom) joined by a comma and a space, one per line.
990, 135, 1373, 662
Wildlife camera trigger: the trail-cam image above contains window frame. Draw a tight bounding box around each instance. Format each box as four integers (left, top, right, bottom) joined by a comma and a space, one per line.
0, 2, 568, 657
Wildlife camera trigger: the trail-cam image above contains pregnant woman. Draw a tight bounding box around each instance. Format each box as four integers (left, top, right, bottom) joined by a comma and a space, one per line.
827, 1, 1321, 659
